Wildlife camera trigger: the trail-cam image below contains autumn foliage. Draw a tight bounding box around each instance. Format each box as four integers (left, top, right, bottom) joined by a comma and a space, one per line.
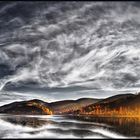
27, 101, 53, 115
78, 105, 140, 117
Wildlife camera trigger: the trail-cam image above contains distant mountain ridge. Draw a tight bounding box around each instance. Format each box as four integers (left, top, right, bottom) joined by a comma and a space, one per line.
75, 93, 140, 117
0, 99, 52, 115
0, 98, 100, 115
0, 93, 140, 116
49, 98, 100, 114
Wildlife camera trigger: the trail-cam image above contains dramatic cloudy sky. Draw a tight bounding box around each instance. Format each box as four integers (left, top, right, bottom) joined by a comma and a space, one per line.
0, 1, 140, 102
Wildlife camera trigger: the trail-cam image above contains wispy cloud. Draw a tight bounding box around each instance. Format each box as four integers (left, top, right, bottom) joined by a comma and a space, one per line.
0, 2, 140, 93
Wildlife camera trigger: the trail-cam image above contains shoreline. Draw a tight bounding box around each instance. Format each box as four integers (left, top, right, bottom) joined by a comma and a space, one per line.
67, 114, 140, 118
0, 113, 139, 119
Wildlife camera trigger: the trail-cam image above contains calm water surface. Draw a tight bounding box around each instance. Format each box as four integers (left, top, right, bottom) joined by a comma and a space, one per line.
0, 114, 139, 138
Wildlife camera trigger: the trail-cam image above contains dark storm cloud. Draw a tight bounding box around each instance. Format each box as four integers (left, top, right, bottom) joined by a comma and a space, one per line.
0, 1, 140, 94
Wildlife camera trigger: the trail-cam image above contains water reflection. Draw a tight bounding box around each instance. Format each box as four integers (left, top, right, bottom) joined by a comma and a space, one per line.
1, 115, 53, 128
67, 116, 140, 138
0, 115, 139, 138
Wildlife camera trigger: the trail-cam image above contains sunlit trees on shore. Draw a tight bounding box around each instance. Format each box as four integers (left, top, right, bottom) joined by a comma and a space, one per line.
27, 101, 53, 115
78, 105, 140, 117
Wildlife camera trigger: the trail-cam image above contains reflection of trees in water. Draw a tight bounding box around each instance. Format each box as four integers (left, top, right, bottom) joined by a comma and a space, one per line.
1, 116, 54, 128
67, 116, 140, 137
1, 115, 140, 137
105, 117, 140, 137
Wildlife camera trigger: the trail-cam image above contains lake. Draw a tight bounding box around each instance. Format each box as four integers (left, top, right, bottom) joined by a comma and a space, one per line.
0, 114, 139, 138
